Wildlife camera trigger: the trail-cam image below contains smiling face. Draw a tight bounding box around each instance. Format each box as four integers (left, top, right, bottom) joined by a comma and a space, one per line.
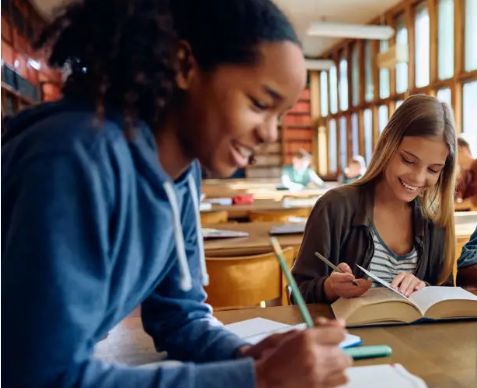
177, 41, 306, 176
383, 136, 449, 202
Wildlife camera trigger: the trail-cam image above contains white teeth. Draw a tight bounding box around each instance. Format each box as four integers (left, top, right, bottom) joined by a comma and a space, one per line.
400, 179, 418, 191
235, 144, 252, 158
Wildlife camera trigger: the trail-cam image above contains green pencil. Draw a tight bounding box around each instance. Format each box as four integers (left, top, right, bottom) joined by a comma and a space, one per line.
270, 237, 314, 328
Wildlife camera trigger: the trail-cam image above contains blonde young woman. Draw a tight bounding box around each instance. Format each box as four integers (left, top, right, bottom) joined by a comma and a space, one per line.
292, 95, 457, 303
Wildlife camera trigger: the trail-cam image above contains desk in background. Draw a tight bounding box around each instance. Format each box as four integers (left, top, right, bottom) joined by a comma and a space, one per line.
204, 221, 474, 258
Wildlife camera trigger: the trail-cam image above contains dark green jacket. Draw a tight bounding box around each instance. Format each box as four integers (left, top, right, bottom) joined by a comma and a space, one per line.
292, 182, 447, 303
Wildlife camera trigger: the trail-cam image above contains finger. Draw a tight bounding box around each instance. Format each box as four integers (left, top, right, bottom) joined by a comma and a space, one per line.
390, 272, 406, 289
337, 263, 352, 273
307, 327, 347, 345
403, 277, 420, 297
354, 278, 372, 288
331, 272, 355, 283
315, 317, 346, 328
415, 281, 426, 291
398, 274, 414, 295
317, 346, 353, 375
244, 330, 299, 358
323, 371, 349, 388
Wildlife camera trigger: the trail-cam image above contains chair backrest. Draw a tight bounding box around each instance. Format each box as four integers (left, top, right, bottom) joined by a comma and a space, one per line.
249, 208, 310, 223
200, 210, 229, 225
204, 247, 295, 310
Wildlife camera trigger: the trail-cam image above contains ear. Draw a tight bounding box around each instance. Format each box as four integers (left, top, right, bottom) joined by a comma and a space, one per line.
175, 41, 198, 91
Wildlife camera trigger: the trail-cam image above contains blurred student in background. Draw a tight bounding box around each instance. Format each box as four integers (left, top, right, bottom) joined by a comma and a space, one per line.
292, 95, 457, 303
340, 155, 366, 184
281, 149, 325, 190
457, 226, 477, 289
455, 136, 477, 209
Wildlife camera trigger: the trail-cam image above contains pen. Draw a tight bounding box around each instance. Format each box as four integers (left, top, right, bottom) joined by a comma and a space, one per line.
270, 237, 314, 328
314, 252, 359, 287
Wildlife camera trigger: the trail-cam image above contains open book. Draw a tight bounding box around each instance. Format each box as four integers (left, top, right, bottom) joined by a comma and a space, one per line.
340, 364, 427, 388
224, 318, 362, 349
332, 286, 477, 326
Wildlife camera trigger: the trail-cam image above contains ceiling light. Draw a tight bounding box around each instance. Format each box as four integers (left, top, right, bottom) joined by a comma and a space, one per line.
307, 22, 394, 40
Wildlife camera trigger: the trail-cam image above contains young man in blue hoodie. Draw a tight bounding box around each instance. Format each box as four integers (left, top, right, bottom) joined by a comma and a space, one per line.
2, 1, 352, 388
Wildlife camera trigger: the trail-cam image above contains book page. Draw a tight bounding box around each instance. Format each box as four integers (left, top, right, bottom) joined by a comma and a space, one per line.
409, 286, 477, 315
356, 265, 410, 300
332, 288, 414, 321
340, 364, 427, 388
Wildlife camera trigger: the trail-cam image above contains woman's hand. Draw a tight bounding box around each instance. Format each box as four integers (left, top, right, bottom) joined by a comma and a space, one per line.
390, 272, 426, 297
324, 263, 372, 302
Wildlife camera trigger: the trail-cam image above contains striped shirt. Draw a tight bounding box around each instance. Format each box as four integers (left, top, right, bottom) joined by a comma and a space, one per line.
368, 225, 418, 287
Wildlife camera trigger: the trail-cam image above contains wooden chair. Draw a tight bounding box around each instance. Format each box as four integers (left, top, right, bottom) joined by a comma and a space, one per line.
249, 208, 311, 223
200, 210, 229, 225
204, 247, 294, 310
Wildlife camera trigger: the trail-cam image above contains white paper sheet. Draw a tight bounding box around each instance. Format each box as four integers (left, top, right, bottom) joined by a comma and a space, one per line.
224, 318, 362, 349
340, 364, 427, 388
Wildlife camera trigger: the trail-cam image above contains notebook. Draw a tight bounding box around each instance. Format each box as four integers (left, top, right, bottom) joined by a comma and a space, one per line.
199, 203, 212, 211
269, 224, 306, 235
202, 228, 249, 240
332, 269, 477, 326
340, 364, 427, 388
224, 318, 362, 349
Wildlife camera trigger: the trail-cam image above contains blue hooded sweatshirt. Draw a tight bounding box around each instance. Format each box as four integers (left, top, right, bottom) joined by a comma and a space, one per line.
2, 99, 255, 388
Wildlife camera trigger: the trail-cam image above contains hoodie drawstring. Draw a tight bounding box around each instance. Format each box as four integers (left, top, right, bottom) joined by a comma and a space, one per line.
163, 178, 209, 292
187, 174, 209, 286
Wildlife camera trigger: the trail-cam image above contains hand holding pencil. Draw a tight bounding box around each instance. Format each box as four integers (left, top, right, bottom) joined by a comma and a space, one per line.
322, 261, 372, 302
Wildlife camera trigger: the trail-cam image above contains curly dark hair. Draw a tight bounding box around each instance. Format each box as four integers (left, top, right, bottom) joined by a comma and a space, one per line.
35, 0, 300, 131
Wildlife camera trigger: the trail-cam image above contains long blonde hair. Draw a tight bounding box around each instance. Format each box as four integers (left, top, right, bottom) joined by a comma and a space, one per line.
355, 95, 457, 284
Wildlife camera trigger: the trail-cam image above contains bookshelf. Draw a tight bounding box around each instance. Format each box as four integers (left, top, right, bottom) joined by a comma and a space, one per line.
1, 0, 62, 121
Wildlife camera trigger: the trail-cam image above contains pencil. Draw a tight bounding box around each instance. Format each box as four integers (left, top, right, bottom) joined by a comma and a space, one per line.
270, 237, 314, 328
314, 252, 359, 287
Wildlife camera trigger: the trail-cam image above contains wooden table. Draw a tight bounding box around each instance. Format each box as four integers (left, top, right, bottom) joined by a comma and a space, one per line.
204, 221, 474, 257
204, 222, 304, 256
93, 301, 477, 388
215, 304, 477, 388
205, 198, 318, 219
202, 181, 329, 201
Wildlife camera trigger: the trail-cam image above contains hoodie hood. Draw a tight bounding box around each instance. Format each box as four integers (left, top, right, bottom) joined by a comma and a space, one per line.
2, 98, 208, 292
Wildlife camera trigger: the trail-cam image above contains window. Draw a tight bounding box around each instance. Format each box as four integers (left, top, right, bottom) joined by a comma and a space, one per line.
320, 71, 328, 117
329, 119, 338, 173
465, 0, 477, 71
379, 40, 390, 99
396, 100, 404, 109
415, 2, 430, 87
437, 88, 452, 105
351, 44, 359, 106
364, 41, 374, 102
329, 64, 338, 114
438, 0, 454, 80
339, 55, 348, 111
340, 117, 348, 171
395, 15, 408, 93
378, 105, 389, 133
351, 113, 359, 157
364, 109, 373, 164
462, 81, 477, 156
